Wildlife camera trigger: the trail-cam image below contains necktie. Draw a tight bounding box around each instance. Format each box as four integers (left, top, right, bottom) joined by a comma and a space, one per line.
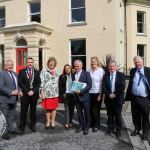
10, 72, 17, 89
110, 73, 114, 92
28, 69, 32, 80
138, 70, 150, 92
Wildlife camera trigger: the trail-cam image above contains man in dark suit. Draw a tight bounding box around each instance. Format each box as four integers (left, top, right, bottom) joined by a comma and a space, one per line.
18, 57, 41, 133
0, 59, 20, 140
125, 56, 150, 141
102, 60, 125, 138
73, 60, 92, 135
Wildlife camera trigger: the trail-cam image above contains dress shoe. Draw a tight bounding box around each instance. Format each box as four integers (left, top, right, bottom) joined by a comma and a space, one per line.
92, 127, 99, 132
9, 130, 20, 134
2, 132, 10, 140
130, 129, 140, 136
107, 129, 115, 135
64, 124, 69, 129
30, 126, 36, 132
141, 135, 148, 141
75, 127, 82, 133
116, 131, 122, 138
45, 125, 50, 129
83, 129, 89, 135
51, 126, 55, 129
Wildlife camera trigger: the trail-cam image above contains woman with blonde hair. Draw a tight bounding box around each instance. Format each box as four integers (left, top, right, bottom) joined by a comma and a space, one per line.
88, 56, 105, 132
40, 57, 60, 129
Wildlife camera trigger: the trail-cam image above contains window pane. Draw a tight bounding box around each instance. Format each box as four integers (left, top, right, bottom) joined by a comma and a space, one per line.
31, 14, 41, 23
0, 19, 5, 27
72, 8, 85, 22
30, 3, 40, 13
71, 56, 86, 70
137, 12, 144, 22
71, 40, 86, 55
0, 9, 5, 18
137, 45, 144, 57
137, 23, 144, 33
23, 50, 28, 66
71, 0, 85, 8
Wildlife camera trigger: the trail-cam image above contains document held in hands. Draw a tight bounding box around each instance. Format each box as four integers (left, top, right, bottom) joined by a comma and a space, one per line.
71, 81, 87, 92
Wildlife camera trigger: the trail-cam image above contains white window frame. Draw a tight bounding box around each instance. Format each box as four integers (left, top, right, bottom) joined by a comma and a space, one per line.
28, 1, 41, 23
69, 0, 86, 24
137, 44, 146, 64
0, 7, 5, 27
137, 11, 146, 35
70, 38, 86, 68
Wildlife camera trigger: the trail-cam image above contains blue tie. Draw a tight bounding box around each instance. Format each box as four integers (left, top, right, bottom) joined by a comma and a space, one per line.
110, 74, 114, 91
137, 70, 142, 86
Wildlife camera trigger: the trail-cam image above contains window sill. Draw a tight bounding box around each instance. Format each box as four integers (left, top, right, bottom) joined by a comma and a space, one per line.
67, 22, 87, 27
136, 33, 147, 37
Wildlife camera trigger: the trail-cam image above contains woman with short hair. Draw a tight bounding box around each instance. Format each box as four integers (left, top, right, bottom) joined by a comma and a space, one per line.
40, 57, 60, 129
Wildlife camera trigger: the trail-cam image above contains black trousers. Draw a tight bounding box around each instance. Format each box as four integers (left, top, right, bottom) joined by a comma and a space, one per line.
90, 93, 102, 128
64, 93, 75, 124
105, 99, 122, 131
75, 97, 91, 129
131, 96, 150, 135
20, 95, 38, 129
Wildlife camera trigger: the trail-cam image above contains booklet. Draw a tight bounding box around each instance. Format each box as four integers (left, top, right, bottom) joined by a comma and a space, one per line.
71, 81, 87, 92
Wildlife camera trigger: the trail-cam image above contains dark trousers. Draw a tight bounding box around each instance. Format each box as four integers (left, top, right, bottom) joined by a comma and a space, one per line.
131, 96, 150, 135
75, 97, 91, 129
90, 93, 102, 128
105, 99, 122, 131
20, 95, 38, 129
64, 93, 75, 124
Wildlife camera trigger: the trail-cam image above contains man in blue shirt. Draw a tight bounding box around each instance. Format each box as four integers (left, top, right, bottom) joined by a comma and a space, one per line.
126, 56, 150, 141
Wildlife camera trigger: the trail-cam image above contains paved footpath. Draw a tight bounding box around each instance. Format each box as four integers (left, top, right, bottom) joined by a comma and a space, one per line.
0, 103, 145, 150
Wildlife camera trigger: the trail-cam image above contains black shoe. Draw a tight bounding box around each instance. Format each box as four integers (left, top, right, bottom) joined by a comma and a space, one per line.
9, 130, 20, 134
130, 129, 140, 136
2, 132, 10, 140
30, 125, 36, 132
83, 129, 88, 135
92, 127, 99, 132
51, 126, 55, 129
141, 135, 148, 141
107, 129, 115, 135
75, 127, 82, 133
116, 131, 122, 138
45, 125, 50, 129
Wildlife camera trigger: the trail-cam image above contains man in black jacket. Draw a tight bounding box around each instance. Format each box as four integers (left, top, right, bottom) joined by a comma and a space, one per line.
102, 60, 125, 138
125, 56, 150, 141
18, 57, 41, 134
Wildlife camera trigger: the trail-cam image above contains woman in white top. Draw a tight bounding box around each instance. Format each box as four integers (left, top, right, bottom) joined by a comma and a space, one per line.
88, 56, 105, 132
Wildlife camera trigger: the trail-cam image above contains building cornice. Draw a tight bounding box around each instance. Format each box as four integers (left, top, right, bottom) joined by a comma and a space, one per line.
127, 0, 150, 6
0, 22, 53, 34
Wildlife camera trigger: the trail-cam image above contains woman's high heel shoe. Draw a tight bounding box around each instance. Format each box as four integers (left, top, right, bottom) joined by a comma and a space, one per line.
45, 122, 50, 129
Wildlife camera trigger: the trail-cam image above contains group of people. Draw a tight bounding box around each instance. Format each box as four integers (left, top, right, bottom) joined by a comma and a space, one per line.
0, 55, 150, 142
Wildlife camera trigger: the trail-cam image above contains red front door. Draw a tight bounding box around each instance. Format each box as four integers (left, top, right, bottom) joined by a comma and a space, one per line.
16, 48, 27, 74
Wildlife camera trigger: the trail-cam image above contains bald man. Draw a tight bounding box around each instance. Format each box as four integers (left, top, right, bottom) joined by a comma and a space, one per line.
126, 56, 150, 141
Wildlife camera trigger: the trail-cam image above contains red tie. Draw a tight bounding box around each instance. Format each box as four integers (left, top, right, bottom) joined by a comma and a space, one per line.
29, 69, 32, 80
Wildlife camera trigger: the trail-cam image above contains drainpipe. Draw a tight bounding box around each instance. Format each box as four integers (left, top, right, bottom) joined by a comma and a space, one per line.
124, 0, 128, 75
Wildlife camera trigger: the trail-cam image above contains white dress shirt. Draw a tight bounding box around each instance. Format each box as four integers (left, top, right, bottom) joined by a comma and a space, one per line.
75, 69, 82, 81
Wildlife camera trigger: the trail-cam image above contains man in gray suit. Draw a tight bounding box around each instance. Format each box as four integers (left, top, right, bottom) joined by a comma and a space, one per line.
0, 59, 19, 140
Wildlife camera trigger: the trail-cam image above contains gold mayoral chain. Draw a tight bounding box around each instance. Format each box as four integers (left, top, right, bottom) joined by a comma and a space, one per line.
26, 69, 34, 89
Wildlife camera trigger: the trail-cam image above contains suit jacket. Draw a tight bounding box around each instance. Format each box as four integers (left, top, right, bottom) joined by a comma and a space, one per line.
18, 68, 41, 98
72, 70, 92, 102
102, 71, 126, 105
0, 71, 18, 104
125, 66, 150, 101
59, 73, 74, 99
